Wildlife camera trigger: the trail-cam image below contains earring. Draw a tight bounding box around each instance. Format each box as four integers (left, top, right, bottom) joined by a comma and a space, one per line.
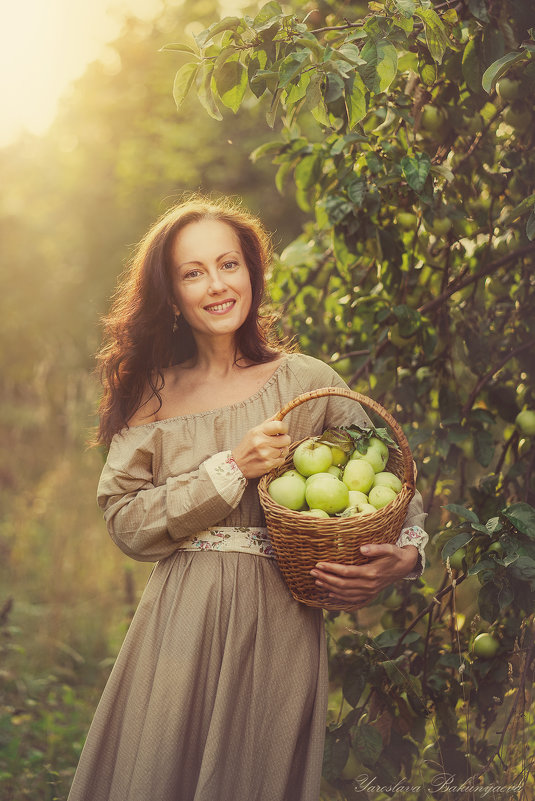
172, 313, 180, 333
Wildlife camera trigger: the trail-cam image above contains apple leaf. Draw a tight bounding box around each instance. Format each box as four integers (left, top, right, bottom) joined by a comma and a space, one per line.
443, 503, 479, 523
502, 503, 535, 539
172, 62, 198, 109
481, 50, 527, 94
353, 723, 383, 767
442, 532, 473, 560
401, 153, 431, 195
527, 210, 535, 242
318, 428, 354, 452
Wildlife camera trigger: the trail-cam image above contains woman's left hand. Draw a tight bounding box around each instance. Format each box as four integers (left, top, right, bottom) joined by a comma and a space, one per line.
310, 544, 419, 609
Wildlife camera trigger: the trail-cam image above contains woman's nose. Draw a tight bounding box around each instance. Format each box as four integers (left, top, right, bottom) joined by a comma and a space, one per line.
207, 269, 226, 292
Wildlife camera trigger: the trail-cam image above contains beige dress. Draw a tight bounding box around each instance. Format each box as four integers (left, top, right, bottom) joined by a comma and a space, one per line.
67, 353, 426, 801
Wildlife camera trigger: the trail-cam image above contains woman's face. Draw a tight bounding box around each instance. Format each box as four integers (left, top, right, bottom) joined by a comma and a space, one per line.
170, 218, 253, 344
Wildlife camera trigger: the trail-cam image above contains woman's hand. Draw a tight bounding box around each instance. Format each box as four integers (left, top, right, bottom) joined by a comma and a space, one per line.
310, 544, 419, 609
231, 416, 291, 479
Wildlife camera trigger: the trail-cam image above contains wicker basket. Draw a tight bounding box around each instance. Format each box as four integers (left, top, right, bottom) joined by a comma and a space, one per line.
258, 386, 415, 610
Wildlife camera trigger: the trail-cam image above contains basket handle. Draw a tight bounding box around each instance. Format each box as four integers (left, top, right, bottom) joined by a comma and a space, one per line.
274, 386, 415, 491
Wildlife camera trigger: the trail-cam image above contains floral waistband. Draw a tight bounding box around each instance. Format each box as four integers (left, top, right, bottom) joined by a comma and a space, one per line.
177, 527, 275, 558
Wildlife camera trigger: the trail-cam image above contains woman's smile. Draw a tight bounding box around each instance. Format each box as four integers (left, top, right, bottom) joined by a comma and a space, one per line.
203, 299, 237, 314
170, 219, 253, 340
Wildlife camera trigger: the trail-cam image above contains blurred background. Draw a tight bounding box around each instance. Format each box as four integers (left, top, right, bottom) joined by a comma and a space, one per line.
0, 0, 314, 796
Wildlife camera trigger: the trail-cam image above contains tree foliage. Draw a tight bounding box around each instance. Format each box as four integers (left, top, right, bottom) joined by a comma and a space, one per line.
168, 0, 535, 795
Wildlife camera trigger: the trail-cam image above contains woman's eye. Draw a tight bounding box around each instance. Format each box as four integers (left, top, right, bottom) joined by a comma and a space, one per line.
222, 261, 238, 270
184, 269, 202, 279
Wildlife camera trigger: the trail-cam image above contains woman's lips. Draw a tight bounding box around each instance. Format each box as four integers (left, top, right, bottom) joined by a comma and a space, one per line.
204, 299, 236, 314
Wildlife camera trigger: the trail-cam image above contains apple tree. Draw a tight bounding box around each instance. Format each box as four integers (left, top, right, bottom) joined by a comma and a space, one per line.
165, 0, 535, 794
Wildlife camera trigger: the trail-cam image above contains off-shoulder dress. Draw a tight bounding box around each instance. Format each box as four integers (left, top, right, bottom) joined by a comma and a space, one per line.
67, 353, 427, 801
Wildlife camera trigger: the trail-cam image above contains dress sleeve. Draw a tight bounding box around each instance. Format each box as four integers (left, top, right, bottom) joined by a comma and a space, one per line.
97, 437, 247, 563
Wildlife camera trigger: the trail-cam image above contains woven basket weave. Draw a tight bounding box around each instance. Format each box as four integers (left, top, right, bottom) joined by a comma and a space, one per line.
258, 386, 415, 610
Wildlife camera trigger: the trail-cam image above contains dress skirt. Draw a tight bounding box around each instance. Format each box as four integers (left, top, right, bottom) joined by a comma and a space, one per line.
67, 550, 328, 801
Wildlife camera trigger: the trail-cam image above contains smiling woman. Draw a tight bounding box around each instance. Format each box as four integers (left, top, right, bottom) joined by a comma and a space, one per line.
69, 195, 428, 801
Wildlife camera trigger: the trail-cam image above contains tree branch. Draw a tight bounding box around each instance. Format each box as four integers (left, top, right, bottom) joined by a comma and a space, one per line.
461, 338, 535, 420
418, 244, 535, 315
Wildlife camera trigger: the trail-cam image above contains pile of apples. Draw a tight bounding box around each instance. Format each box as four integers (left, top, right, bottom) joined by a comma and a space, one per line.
267, 434, 403, 518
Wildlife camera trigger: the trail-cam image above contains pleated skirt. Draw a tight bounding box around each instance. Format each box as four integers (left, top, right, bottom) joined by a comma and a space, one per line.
67, 551, 328, 801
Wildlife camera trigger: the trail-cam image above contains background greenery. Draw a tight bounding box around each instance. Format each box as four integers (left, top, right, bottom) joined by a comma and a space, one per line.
1, 0, 534, 799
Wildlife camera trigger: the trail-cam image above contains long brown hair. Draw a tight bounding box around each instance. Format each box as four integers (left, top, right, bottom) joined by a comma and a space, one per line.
96, 196, 284, 446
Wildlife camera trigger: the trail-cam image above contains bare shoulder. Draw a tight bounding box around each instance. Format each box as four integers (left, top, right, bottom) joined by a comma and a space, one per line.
127, 376, 163, 427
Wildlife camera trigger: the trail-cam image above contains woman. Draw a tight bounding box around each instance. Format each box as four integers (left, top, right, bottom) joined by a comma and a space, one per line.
68, 197, 427, 801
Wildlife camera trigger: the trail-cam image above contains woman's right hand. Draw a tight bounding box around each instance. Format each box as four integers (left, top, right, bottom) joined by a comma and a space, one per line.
231, 417, 292, 479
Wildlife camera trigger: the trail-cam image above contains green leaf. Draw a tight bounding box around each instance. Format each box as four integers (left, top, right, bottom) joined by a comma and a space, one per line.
443, 504, 479, 523
172, 62, 198, 109
253, 1, 283, 31
359, 39, 398, 94
346, 72, 367, 128
478, 582, 499, 622
462, 37, 484, 94
414, 8, 450, 64
474, 428, 494, 467
161, 43, 199, 55
196, 17, 242, 48
482, 51, 527, 93
342, 655, 370, 706
502, 503, 535, 538
214, 55, 247, 112
527, 210, 535, 241
442, 532, 473, 560
400, 153, 431, 194
393, 0, 415, 17
373, 628, 420, 648
197, 62, 223, 120
249, 140, 284, 163
353, 724, 383, 767
322, 731, 349, 782
347, 179, 366, 207
502, 193, 535, 225
278, 50, 311, 88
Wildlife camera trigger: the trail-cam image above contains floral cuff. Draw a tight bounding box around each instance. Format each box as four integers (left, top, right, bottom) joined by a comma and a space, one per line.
203, 450, 248, 506
396, 525, 429, 580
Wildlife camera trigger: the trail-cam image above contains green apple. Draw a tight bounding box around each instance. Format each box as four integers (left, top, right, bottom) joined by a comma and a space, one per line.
268, 475, 307, 510
369, 485, 398, 509
301, 508, 330, 518
356, 502, 377, 514
397, 211, 418, 230
503, 103, 532, 132
420, 105, 447, 134
327, 465, 342, 479
281, 469, 306, 482
430, 216, 452, 237
348, 490, 369, 507
305, 475, 349, 514
515, 409, 535, 437
293, 439, 333, 477
496, 78, 521, 102
342, 459, 375, 494
448, 546, 466, 570
305, 472, 335, 487
473, 632, 500, 658
389, 323, 417, 349
373, 471, 402, 494
381, 611, 395, 628
353, 437, 389, 473
329, 445, 350, 467
383, 588, 403, 609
